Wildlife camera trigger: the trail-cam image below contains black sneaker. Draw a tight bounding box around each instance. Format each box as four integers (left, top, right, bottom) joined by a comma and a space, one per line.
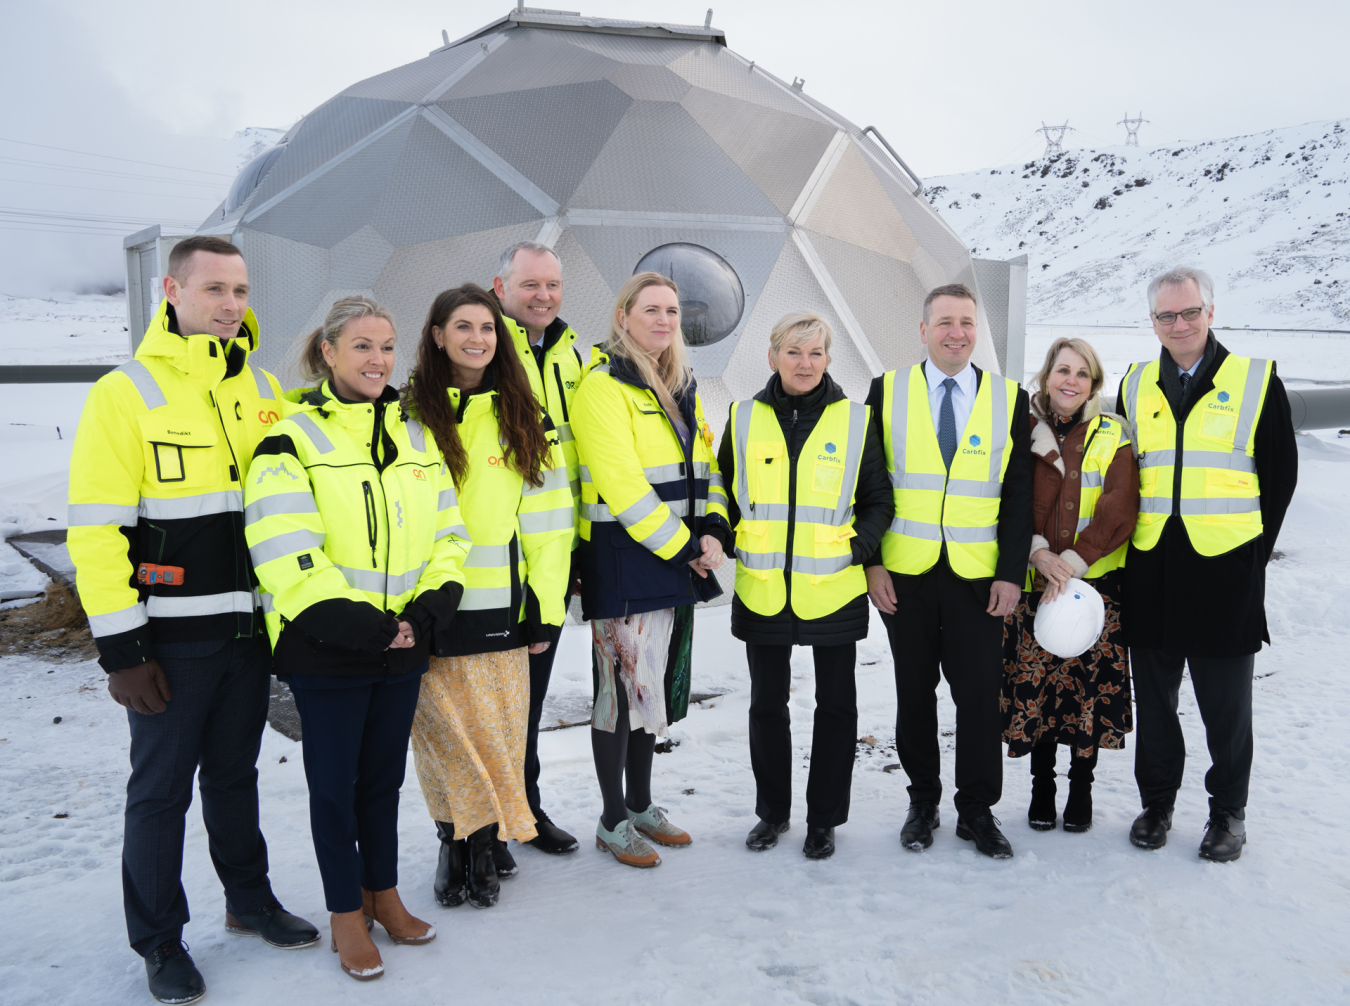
225, 903, 320, 949
900, 801, 940, 851
956, 812, 1014, 859
145, 940, 205, 1005
1199, 812, 1246, 863
527, 811, 579, 855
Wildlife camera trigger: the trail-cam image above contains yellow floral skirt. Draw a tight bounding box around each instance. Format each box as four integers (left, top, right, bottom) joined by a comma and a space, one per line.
411, 648, 537, 842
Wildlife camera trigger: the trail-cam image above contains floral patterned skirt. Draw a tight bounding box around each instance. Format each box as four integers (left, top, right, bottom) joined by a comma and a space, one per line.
411, 648, 537, 842
1000, 571, 1133, 759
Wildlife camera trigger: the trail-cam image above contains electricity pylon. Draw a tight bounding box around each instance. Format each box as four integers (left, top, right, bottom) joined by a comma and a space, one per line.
1036, 121, 1074, 158
1118, 112, 1149, 146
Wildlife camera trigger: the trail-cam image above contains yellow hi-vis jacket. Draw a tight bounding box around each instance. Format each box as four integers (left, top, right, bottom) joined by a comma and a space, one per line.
68, 299, 284, 672
879, 363, 1019, 579
243, 382, 469, 675
571, 348, 730, 620
730, 396, 869, 621
503, 315, 583, 531
444, 379, 574, 656
1023, 410, 1131, 590
1121, 353, 1273, 557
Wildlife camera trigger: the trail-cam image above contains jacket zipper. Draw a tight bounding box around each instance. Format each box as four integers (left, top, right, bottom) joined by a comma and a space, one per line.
362, 481, 378, 569
785, 408, 799, 641
210, 388, 249, 631
553, 363, 569, 423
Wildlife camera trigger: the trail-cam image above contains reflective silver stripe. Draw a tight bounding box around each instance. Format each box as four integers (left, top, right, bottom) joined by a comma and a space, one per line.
115, 360, 167, 410
68, 502, 139, 526
1081, 470, 1105, 489
694, 499, 709, 517
616, 490, 664, 530
87, 602, 148, 637
707, 484, 728, 502
578, 464, 593, 484
796, 503, 854, 526
827, 402, 868, 525
438, 487, 458, 510
436, 523, 469, 541
708, 470, 725, 491
141, 490, 244, 521
1140, 449, 1255, 473
146, 590, 257, 618
666, 498, 690, 518
1140, 497, 1173, 515
583, 502, 617, 523
1233, 359, 1268, 449
465, 543, 511, 568
244, 492, 318, 525
943, 524, 998, 544
248, 528, 325, 566
523, 466, 569, 496
944, 479, 1003, 499
252, 368, 274, 400
1077, 516, 1094, 532
260, 592, 275, 614
692, 461, 712, 480
1123, 362, 1146, 439
736, 549, 785, 570
889, 517, 943, 541
644, 462, 685, 484
519, 507, 576, 534
985, 376, 1010, 482
642, 509, 685, 551
732, 400, 753, 510
890, 472, 946, 491
1179, 497, 1261, 515
747, 502, 791, 521
590, 363, 611, 376
460, 585, 512, 610
555, 424, 574, 444
405, 419, 426, 453
333, 562, 428, 597
791, 553, 852, 576
888, 367, 913, 478
288, 413, 335, 454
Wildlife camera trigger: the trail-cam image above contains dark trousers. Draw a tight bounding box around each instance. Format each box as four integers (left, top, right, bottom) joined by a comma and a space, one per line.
1130, 646, 1255, 819
122, 636, 275, 957
879, 563, 1006, 816
746, 642, 858, 828
289, 668, 424, 913
524, 582, 573, 816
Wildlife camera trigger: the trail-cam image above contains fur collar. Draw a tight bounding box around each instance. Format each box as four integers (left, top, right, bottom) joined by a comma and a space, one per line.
1030, 395, 1133, 473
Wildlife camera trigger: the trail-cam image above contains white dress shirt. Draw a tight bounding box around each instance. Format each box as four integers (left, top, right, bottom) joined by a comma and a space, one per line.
923, 359, 977, 437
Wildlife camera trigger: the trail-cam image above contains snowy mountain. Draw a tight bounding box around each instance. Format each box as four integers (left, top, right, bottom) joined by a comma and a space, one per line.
925, 119, 1350, 329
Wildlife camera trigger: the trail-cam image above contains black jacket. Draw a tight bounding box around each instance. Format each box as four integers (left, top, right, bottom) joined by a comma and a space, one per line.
1117, 337, 1298, 656
717, 372, 893, 647
863, 364, 1034, 586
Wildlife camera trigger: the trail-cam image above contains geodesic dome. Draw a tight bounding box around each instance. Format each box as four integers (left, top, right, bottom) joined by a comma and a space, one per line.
201, 9, 998, 414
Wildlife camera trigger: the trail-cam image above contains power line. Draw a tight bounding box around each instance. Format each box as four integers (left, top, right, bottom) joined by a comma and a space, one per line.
0, 136, 234, 178
1035, 121, 1075, 158
0, 175, 225, 201
0, 155, 227, 190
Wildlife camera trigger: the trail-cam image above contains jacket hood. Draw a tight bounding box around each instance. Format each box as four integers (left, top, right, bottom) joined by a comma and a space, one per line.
137, 298, 260, 358
503, 314, 576, 355
282, 380, 400, 416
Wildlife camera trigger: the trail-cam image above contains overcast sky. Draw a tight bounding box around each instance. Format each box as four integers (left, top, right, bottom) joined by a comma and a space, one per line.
4, 0, 1348, 296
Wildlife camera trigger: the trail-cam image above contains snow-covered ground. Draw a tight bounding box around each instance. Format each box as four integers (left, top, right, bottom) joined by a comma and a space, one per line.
0, 294, 131, 368
929, 118, 1350, 329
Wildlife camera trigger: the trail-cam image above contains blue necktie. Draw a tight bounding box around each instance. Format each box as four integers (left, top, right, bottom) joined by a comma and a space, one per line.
938, 377, 958, 471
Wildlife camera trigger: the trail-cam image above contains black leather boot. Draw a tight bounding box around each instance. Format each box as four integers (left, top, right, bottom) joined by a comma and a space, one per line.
491, 823, 518, 878
1130, 804, 1173, 850
900, 801, 940, 851
1062, 749, 1097, 833
1028, 743, 1057, 831
433, 822, 467, 907
1199, 811, 1246, 862
465, 825, 500, 908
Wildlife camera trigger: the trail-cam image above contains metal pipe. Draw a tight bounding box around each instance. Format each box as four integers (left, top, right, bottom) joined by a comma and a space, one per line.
861, 125, 923, 195
1288, 386, 1350, 431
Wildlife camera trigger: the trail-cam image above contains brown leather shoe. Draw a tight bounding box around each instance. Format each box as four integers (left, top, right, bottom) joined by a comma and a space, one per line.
361, 887, 436, 945
330, 910, 383, 981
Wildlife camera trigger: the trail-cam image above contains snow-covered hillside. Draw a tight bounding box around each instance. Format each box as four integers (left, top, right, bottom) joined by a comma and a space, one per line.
926, 119, 1350, 328
231, 126, 289, 173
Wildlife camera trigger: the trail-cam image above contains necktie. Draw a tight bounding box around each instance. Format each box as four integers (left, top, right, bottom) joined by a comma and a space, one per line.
1179, 370, 1191, 395
938, 377, 958, 471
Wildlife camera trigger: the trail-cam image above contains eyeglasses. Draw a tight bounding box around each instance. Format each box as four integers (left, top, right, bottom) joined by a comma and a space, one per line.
1152, 306, 1206, 326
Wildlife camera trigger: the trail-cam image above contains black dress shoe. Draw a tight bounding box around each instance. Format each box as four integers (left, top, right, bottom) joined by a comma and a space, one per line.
900, 801, 940, 851
1129, 805, 1173, 850
1028, 779, 1057, 832
225, 903, 321, 948
803, 826, 835, 860
434, 821, 467, 907
527, 811, 579, 855
956, 812, 1014, 859
1062, 785, 1093, 833
1199, 812, 1246, 863
491, 827, 518, 878
466, 825, 500, 908
745, 818, 789, 851
145, 940, 205, 1005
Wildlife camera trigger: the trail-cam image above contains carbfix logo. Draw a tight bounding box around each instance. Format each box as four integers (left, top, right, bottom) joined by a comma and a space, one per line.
969, 434, 981, 447
1217, 391, 1231, 403
824, 442, 836, 453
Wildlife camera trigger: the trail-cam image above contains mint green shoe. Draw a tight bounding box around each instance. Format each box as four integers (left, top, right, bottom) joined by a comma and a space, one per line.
595, 817, 661, 868
629, 804, 691, 847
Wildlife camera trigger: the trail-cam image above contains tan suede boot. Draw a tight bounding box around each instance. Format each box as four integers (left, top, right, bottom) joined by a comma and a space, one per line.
330, 910, 383, 981
361, 887, 436, 945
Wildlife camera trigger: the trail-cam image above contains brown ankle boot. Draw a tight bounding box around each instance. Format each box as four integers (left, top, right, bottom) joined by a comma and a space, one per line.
330, 910, 383, 981
361, 887, 436, 945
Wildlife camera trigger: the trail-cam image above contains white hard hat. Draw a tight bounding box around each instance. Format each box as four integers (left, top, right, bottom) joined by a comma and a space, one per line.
1034, 578, 1105, 659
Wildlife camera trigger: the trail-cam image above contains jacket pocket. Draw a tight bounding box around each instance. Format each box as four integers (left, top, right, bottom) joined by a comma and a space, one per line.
748, 441, 785, 504
614, 531, 683, 601
137, 415, 219, 488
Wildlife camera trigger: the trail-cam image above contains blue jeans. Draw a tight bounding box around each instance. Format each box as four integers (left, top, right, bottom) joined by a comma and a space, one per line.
122, 636, 275, 957
287, 666, 425, 913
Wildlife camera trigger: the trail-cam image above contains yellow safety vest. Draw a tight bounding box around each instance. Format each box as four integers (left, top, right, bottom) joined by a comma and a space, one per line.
730, 397, 869, 621
879, 364, 1018, 579
1121, 353, 1272, 557
1024, 412, 1130, 590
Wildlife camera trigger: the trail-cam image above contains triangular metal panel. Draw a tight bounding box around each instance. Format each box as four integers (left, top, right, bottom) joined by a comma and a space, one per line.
442, 27, 620, 100
667, 47, 834, 124
329, 225, 396, 290
605, 63, 692, 101
861, 141, 972, 277
568, 101, 781, 216
369, 116, 543, 247
249, 96, 414, 209
438, 80, 632, 204
547, 228, 622, 352
339, 43, 483, 101
248, 117, 415, 249
233, 229, 331, 382
801, 142, 918, 261
563, 31, 701, 65
681, 87, 836, 214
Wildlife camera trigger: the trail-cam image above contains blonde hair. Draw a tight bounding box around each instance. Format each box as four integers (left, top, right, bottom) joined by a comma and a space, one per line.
299, 296, 396, 385
769, 311, 833, 359
1033, 337, 1105, 416
605, 272, 692, 416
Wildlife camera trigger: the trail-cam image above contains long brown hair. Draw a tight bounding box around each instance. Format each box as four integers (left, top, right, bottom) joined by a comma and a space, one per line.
605, 272, 692, 418
402, 284, 548, 489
